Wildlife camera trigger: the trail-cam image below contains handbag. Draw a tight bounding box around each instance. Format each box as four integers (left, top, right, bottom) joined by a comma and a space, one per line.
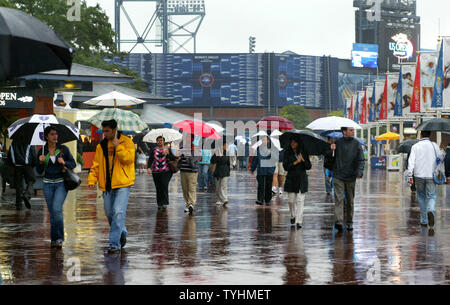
168, 160, 179, 173
430, 143, 446, 185
63, 167, 82, 190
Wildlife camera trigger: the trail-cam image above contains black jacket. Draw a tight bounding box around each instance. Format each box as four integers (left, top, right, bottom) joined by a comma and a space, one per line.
325, 137, 365, 182
36, 144, 76, 181
211, 153, 230, 178
445, 146, 450, 178
7, 141, 37, 167
283, 148, 311, 194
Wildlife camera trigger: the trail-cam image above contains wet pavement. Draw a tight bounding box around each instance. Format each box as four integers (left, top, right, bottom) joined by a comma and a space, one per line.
0, 159, 449, 285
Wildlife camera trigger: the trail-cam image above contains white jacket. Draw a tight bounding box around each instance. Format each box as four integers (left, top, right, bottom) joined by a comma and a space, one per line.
407, 138, 444, 179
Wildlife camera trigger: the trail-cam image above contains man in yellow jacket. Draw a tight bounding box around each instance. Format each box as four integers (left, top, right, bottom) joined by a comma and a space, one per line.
88, 119, 135, 254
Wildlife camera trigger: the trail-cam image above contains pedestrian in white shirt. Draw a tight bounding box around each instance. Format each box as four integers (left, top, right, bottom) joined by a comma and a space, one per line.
407, 131, 444, 229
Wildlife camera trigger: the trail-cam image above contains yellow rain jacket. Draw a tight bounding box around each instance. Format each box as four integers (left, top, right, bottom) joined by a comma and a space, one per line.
88, 133, 135, 191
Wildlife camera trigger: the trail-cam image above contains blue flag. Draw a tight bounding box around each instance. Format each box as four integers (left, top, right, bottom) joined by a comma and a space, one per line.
354, 92, 359, 123
394, 66, 403, 116
369, 82, 376, 122
432, 40, 444, 108
344, 99, 347, 118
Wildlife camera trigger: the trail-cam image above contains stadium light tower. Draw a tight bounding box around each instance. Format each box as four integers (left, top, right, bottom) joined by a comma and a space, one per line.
249, 36, 256, 53
115, 0, 206, 53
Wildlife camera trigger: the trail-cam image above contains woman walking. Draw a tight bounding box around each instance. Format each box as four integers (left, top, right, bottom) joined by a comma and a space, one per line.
211, 141, 230, 206
36, 126, 76, 248
147, 136, 176, 209
283, 138, 311, 229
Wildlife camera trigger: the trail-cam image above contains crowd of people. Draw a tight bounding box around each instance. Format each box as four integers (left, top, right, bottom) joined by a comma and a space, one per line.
0, 120, 449, 254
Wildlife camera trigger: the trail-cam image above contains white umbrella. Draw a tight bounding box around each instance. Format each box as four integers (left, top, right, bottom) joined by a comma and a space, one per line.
143, 128, 182, 143
84, 90, 146, 107
250, 130, 282, 151
306, 116, 362, 131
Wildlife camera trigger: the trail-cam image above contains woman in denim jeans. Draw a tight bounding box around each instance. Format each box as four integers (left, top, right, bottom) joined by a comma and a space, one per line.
36, 126, 76, 249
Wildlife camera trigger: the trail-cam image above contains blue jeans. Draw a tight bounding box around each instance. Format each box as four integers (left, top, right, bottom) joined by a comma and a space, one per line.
415, 178, 436, 225
103, 187, 130, 249
198, 164, 209, 188
324, 168, 333, 194
43, 182, 68, 242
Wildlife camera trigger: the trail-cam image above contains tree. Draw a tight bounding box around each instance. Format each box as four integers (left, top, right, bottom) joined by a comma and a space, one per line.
327, 110, 344, 117
0, 0, 14, 7
278, 105, 312, 129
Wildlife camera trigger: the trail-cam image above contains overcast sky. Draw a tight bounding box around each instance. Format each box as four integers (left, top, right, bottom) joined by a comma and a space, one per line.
86, 0, 450, 58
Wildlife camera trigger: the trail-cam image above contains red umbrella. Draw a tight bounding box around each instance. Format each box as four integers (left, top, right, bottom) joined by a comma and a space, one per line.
256, 116, 295, 131
173, 120, 221, 140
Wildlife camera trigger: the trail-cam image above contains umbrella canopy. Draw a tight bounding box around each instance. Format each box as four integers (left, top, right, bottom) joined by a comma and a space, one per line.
256, 116, 295, 131
8, 114, 79, 145
397, 139, 420, 154
87, 108, 148, 132
416, 118, 450, 132
0, 7, 73, 82
84, 90, 146, 107
173, 120, 221, 140
143, 128, 182, 143
306, 116, 362, 131
250, 130, 282, 151
322, 131, 367, 147
376, 132, 400, 141
280, 130, 329, 156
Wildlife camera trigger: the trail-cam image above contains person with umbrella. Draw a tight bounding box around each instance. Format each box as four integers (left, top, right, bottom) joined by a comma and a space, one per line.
147, 136, 177, 210
326, 127, 365, 232
7, 140, 37, 210
36, 126, 76, 249
250, 136, 277, 206
88, 119, 136, 254
210, 139, 231, 206
283, 137, 311, 229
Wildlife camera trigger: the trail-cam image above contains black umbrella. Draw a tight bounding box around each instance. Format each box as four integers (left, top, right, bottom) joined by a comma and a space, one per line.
416, 118, 450, 132
280, 130, 330, 156
8, 114, 80, 145
0, 7, 73, 82
396, 139, 419, 154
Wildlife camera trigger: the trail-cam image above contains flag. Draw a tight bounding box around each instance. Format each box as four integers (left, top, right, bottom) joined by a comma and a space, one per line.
379, 75, 388, 120
343, 99, 347, 118
349, 96, 354, 120
410, 55, 421, 113
361, 89, 367, 124
432, 40, 444, 108
369, 82, 376, 122
394, 66, 403, 116
354, 92, 359, 123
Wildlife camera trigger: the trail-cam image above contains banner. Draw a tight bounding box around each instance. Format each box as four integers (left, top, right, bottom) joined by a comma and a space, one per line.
394, 66, 403, 116
399, 63, 416, 116
369, 82, 376, 122
380, 75, 388, 120
432, 40, 444, 108
419, 52, 438, 111
410, 55, 421, 113
361, 89, 367, 124
442, 37, 450, 109
387, 73, 399, 118
354, 92, 360, 123
349, 96, 354, 120
374, 80, 385, 120
344, 97, 351, 119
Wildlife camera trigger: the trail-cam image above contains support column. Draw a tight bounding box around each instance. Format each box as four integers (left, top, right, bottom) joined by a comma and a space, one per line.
437, 111, 442, 147
368, 124, 372, 157
376, 122, 380, 156
400, 120, 404, 142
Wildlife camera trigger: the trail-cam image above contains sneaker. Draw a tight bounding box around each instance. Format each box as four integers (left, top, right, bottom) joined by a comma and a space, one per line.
22, 196, 31, 209
290, 217, 296, 225
279, 189, 283, 196
120, 234, 127, 248
255, 201, 263, 205
184, 208, 189, 213
188, 204, 194, 215
271, 186, 277, 196
427, 211, 434, 228
334, 223, 343, 232
223, 201, 229, 206
346, 224, 353, 231
296, 223, 302, 229
108, 247, 120, 254
216, 201, 222, 205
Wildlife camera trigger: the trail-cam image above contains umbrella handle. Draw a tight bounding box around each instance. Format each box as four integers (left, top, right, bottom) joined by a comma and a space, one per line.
332, 151, 335, 157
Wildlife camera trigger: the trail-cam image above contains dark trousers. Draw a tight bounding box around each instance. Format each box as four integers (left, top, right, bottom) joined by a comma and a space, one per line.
257, 175, 273, 203
152, 171, 172, 206
334, 178, 355, 226
14, 165, 35, 205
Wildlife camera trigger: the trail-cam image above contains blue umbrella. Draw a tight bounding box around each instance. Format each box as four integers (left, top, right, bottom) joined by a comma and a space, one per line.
323, 131, 367, 147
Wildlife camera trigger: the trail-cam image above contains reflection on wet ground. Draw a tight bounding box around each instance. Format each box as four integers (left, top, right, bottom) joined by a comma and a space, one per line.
0, 160, 448, 285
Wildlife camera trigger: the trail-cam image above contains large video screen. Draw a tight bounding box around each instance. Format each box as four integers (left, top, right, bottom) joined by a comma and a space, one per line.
352, 43, 379, 68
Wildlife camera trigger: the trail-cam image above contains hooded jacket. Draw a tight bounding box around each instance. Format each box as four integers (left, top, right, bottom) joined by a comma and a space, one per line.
36, 143, 76, 182
88, 133, 135, 191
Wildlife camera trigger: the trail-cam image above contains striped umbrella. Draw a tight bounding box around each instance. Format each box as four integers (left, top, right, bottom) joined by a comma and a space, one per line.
87, 108, 148, 132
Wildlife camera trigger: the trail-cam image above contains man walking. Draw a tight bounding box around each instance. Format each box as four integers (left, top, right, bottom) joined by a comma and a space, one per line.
7, 140, 36, 210
88, 120, 135, 253
328, 127, 365, 232
407, 131, 444, 228
444, 142, 450, 184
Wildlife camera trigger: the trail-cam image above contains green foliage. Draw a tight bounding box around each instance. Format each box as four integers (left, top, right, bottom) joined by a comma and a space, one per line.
327, 110, 344, 117
0, 0, 14, 8
278, 105, 312, 129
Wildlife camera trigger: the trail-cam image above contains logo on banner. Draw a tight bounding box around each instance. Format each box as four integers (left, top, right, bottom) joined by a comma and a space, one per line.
389, 34, 414, 59
278, 74, 287, 87
199, 73, 214, 87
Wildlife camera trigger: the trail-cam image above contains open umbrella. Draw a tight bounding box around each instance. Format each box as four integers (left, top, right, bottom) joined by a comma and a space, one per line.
416, 118, 450, 132
87, 108, 148, 132
173, 120, 221, 140
257, 116, 295, 131
280, 130, 329, 156
376, 132, 400, 141
0, 7, 73, 82
8, 114, 79, 145
396, 139, 420, 154
84, 90, 146, 108
322, 131, 367, 147
306, 116, 362, 131
143, 128, 182, 143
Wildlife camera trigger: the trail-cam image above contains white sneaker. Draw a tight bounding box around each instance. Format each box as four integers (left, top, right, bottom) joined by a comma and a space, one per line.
184, 208, 189, 213
279, 189, 283, 195
216, 201, 222, 205
272, 186, 277, 193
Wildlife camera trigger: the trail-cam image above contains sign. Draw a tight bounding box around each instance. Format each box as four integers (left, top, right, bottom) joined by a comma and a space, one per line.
389, 33, 414, 60
0, 89, 35, 109
352, 43, 378, 68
